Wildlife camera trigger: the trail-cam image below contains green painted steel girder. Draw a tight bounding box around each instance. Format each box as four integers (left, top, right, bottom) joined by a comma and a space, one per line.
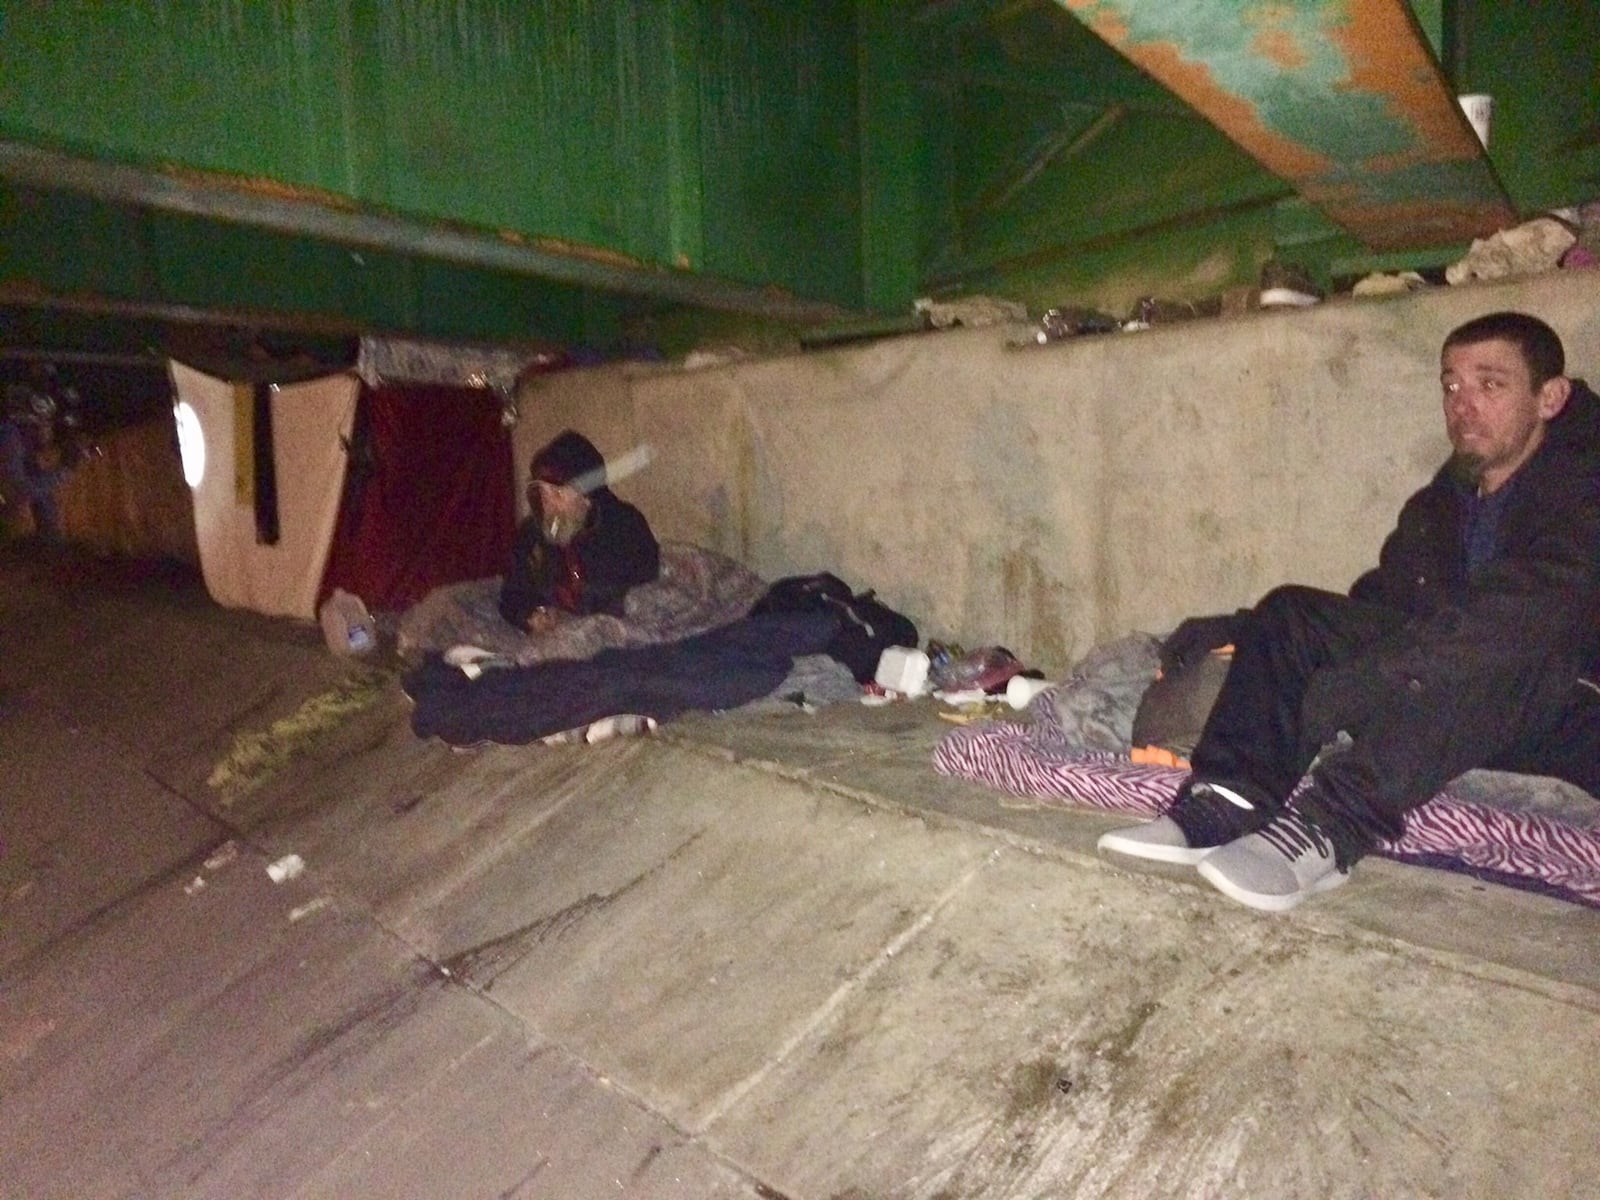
0, 141, 847, 327
1059, 0, 1517, 250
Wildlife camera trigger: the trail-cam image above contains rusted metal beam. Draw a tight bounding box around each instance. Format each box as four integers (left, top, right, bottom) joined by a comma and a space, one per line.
1059, 0, 1517, 250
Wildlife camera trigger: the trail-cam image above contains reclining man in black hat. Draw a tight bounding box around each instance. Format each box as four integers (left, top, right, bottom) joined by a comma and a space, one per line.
499, 430, 660, 636
1099, 311, 1600, 911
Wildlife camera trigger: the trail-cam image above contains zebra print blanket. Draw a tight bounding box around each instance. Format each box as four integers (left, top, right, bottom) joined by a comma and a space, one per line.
934, 636, 1600, 908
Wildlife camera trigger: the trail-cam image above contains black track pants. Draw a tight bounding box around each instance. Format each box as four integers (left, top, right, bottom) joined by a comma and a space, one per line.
1189, 585, 1600, 862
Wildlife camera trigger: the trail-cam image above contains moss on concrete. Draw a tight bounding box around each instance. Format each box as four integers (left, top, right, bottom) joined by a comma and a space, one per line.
207, 672, 387, 806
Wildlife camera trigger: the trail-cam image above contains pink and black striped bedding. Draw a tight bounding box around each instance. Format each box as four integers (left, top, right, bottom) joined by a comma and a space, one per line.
933, 705, 1600, 909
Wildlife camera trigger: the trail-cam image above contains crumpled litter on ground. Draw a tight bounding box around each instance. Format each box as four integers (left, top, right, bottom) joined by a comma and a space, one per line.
1352, 270, 1428, 297
1446, 216, 1577, 285
914, 295, 1030, 329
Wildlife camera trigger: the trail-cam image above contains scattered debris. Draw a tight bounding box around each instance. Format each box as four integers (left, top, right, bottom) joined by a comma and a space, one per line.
266, 853, 305, 884
1446, 214, 1577, 285
915, 294, 1029, 330
875, 646, 931, 697
1121, 295, 1221, 330
582, 714, 656, 743
1352, 270, 1428, 297
1258, 260, 1324, 308
207, 673, 386, 805
1005, 676, 1055, 710
318, 588, 378, 657
203, 840, 240, 872
443, 643, 514, 680
1559, 200, 1600, 269
1032, 306, 1120, 343
681, 345, 753, 370
288, 896, 332, 922
928, 644, 1025, 694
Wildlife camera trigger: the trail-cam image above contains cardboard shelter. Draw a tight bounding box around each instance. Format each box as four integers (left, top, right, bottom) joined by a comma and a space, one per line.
170, 361, 514, 620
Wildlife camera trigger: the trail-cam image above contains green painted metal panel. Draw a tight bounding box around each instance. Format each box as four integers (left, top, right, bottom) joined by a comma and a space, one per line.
912, 1, 1287, 295
3, 0, 1591, 359
0, 181, 640, 345
1058, 0, 1515, 250
857, 0, 923, 313
937, 102, 1288, 280
0, 0, 867, 314
969, 202, 1279, 317
1452, 0, 1600, 212
692, 1, 863, 305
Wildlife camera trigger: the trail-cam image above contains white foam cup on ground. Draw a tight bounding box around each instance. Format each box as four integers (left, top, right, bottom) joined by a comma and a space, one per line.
1006, 675, 1054, 710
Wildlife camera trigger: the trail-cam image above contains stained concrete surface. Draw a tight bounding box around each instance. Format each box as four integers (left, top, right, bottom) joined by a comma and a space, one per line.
3, 546, 1600, 1199
515, 271, 1600, 671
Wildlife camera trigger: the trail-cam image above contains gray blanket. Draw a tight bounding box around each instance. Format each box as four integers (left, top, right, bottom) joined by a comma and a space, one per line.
395, 541, 862, 710
397, 541, 772, 665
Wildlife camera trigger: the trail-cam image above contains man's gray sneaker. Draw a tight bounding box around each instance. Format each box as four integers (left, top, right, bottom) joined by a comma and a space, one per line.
1196, 810, 1349, 912
1096, 815, 1213, 865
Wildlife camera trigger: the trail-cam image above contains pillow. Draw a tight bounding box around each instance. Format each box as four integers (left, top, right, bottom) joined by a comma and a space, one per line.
1129, 649, 1232, 763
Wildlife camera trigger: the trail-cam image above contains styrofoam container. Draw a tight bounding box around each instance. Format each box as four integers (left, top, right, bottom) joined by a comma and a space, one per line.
874, 646, 930, 696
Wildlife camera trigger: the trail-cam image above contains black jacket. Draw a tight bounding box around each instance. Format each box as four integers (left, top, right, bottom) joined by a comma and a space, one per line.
498, 487, 660, 628
1350, 385, 1600, 643
1161, 380, 1600, 680
1347, 379, 1600, 683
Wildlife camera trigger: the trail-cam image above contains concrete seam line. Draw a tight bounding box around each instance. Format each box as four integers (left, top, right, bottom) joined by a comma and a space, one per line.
279, 1027, 505, 1200
691, 847, 1003, 1133
384, 765, 598, 923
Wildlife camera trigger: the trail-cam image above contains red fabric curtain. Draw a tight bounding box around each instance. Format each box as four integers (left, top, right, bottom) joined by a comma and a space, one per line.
319, 384, 515, 613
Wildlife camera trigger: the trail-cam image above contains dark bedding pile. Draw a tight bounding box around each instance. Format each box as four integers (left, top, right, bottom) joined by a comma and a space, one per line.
403, 612, 837, 746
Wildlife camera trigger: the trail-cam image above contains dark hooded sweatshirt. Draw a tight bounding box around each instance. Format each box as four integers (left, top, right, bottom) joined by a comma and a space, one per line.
498, 431, 660, 628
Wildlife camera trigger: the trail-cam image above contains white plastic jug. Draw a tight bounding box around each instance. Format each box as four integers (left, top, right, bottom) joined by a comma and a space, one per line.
319, 588, 377, 657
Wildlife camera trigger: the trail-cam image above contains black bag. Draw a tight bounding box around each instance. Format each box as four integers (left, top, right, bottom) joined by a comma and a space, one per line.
752, 573, 919, 682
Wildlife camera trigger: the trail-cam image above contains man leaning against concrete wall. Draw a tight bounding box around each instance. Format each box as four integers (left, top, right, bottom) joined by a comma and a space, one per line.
1100, 311, 1600, 912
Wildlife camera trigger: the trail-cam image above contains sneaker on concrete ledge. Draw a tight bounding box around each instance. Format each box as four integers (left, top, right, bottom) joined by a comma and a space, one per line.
1097, 815, 1212, 865
1196, 809, 1349, 912
1258, 261, 1324, 308
1097, 780, 1262, 866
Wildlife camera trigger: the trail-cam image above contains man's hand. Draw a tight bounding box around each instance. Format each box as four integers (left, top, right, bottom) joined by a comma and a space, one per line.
526, 606, 562, 636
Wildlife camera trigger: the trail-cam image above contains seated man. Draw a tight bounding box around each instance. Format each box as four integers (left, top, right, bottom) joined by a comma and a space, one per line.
1100, 311, 1600, 912
498, 430, 660, 635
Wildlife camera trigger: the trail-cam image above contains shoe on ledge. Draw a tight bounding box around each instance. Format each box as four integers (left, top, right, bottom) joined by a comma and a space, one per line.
1259, 260, 1324, 308
1196, 809, 1349, 912
1097, 815, 1212, 866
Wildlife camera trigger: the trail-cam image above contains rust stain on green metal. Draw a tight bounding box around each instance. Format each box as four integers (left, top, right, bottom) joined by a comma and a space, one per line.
1110, 36, 1333, 179
1061, 0, 1515, 250
1327, 0, 1468, 161
1250, 24, 1309, 72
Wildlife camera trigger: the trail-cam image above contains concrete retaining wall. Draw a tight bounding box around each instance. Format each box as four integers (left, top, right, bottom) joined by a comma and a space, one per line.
515, 272, 1600, 673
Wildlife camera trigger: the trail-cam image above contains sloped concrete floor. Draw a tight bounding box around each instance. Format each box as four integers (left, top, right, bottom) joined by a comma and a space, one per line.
3, 547, 1599, 1199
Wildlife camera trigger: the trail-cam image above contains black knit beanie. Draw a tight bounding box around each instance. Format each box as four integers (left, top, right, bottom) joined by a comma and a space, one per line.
530, 430, 605, 487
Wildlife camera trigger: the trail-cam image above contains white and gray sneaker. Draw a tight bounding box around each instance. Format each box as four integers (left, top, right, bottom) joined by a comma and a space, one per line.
1096, 781, 1259, 866
1196, 809, 1349, 912
1096, 815, 1212, 865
